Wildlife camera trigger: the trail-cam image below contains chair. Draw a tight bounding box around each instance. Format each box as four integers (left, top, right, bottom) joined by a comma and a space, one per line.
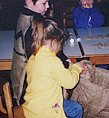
0, 80, 25, 118
3, 82, 13, 118
62, 0, 79, 29
62, 7, 74, 29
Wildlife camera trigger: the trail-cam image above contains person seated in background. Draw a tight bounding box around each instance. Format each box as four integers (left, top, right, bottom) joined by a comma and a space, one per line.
72, 0, 105, 28
22, 16, 86, 118
72, 0, 109, 70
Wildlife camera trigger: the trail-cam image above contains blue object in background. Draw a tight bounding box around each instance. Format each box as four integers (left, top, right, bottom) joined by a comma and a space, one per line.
72, 5, 105, 28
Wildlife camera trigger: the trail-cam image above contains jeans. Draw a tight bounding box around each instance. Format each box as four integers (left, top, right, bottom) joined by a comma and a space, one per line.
64, 99, 83, 118
97, 64, 109, 70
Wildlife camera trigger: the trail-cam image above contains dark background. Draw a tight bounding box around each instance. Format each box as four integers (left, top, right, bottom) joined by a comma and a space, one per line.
0, 0, 23, 30
0, 0, 109, 30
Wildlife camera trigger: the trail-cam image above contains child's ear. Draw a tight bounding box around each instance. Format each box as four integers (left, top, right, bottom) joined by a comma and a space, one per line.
52, 39, 57, 44
51, 39, 55, 45
51, 39, 57, 48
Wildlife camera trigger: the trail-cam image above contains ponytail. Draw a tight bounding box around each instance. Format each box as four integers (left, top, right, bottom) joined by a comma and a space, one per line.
32, 15, 45, 55
32, 17, 64, 55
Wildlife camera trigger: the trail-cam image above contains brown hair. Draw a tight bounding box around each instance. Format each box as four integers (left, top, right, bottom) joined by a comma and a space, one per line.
23, 0, 38, 6
32, 0, 38, 5
31, 15, 45, 54
32, 16, 64, 55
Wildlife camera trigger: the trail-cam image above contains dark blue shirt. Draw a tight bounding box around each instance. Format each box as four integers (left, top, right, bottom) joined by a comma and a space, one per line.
72, 5, 105, 28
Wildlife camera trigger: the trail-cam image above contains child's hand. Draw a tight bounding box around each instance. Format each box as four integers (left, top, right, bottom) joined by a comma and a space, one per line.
76, 60, 89, 72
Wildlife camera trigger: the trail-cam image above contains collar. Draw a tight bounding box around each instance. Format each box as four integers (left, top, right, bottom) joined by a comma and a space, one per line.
39, 46, 56, 56
21, 7, 41, 16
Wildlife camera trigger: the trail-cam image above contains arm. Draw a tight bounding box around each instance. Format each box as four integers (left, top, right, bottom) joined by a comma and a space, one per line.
73, 7, 89, 28
53, 58, 82, 89
90, 7, 105, 27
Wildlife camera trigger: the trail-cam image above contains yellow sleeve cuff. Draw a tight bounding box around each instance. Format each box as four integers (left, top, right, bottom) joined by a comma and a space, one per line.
70, 63, 82, 74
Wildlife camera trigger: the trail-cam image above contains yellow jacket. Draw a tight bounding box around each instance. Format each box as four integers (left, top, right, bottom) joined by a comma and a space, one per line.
22, 46, 82, 118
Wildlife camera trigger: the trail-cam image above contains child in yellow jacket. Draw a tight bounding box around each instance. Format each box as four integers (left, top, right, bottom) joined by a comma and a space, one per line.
22, 16, 86, 118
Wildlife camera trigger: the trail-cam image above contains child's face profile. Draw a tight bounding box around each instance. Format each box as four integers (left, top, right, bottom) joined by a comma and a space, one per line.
80, 0, 94, 8
32, 0, 49, 15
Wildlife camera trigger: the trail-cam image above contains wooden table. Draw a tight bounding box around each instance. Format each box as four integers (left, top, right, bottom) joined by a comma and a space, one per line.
0, 60, 12, 70
0, 30, 14, 70
63, 27, 109, 65
0, 31, 14, 115
68, 54, 109, 65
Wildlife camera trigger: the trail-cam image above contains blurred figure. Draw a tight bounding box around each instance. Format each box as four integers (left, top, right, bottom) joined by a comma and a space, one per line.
95, 0, 109, 26
72, 0, 105, 28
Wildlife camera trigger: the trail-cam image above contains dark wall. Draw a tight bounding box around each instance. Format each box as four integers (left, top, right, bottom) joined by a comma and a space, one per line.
0, 0, 22, 30
0, 0, 109, 30
95, 0, 109, 26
